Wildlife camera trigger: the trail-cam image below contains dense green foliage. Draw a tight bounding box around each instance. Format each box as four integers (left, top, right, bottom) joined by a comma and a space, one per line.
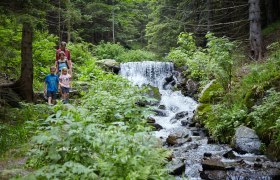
94, 41, 158, 62
0, 104, 53, 155
194, 42, 280, 154
0, 39, 171, 178
24, 57, 170, 178
168, 32, 239, 91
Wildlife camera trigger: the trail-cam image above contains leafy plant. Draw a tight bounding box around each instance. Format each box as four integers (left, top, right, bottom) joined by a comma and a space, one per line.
247, 89, 280, 143
117, 49, 158, 62
94, 41, 126, 60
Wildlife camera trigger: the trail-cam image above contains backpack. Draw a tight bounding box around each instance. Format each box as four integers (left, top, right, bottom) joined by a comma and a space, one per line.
57, 59, 69, 70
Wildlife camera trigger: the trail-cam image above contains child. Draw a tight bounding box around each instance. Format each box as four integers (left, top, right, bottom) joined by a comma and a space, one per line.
44, 66, 59, 105
59, 67, 71, 104
55, 51, 71, 76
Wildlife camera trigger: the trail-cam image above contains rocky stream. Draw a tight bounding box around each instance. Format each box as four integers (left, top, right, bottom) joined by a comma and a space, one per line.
119, 61, 280, 180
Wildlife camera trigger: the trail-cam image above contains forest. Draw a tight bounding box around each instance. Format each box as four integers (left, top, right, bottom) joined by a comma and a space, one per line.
0, 0, 280, 179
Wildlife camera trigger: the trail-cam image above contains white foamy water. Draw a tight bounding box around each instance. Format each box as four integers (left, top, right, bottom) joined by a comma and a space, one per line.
119, 61, 198, 139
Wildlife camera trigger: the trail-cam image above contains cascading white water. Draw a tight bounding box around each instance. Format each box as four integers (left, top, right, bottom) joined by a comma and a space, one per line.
119, 61, 174, 88
119, 61, 280, 179
119, 61, 198, 139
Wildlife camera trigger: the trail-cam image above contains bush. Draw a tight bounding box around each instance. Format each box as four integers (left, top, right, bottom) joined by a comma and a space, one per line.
33, 32, 58, 90
26, 58, 171, 179
0, 104, 52, 155
117, 49, 158, 62
94, 41, 125, 60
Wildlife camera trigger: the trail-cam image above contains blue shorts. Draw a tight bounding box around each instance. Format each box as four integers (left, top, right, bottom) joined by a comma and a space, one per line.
47, 91, 57, 99
61, 87, 70, 93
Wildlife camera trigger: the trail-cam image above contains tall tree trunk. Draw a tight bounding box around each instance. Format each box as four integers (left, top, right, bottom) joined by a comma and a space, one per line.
207, 0, 212, 32
249, 0, 263, 60
13, 22, 34, 102
67, 19, 71, 42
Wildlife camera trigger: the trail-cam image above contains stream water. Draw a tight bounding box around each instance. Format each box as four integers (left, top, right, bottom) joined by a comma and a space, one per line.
119, 61, 280, 180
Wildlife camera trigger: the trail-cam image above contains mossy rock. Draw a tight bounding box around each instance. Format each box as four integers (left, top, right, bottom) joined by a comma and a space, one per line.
243, 85, 264, 109
194, 103, 212, 124
199, 80, 224, 104
143, 85, 161, 101
96, 59, 120, 73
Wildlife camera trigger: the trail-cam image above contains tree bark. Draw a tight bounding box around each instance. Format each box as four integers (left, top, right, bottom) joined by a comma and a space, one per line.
13, 22, 34, 102
206, 0, 212, 32
249, 0, 263, 60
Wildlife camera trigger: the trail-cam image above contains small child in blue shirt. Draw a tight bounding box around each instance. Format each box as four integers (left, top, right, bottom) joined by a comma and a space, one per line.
44, 66, 59, 105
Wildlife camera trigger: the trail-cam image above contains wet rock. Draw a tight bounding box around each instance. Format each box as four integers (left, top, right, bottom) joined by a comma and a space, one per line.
202, 159, 226, 170
175, 111, 188, 119
189, 121, 196, 127
169, 105, 179, 112
151, 123, 163, 131
96, 59, 120, 74
192, 131, 200, 136
153, 109, 168, 117
254, 163, 262, 168
183, 79, 199, 97
207, 136, 216, 144
158, 104, 166, 110
204, 153, 212, 158
166, 134, 178, 146
147, 116, 156, 123
195, 123, 201, 128
184, 143, 199, 151
167, 161, 186, 176
181, 120, 189, 126
225, 166, 235, 170
174, 130, 189, 138
186, 137, 192, 142
201, 128, 209, 136
223, 150, 236, 159
163, 74, 176, 90
232, 125, 262, 154
200, 170, 227, 180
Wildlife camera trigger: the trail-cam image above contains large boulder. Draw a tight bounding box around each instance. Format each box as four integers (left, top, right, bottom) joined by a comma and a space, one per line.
96, 59, 120, 74
232, 125, 262, 154
198, 80, 224, 104
183, 79, 199, 97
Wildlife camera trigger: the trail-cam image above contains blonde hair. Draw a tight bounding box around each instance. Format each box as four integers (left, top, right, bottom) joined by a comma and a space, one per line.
50, 66, 56, 71
62, 67, 68, 72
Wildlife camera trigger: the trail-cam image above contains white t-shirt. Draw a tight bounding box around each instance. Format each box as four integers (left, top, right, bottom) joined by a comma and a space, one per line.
59, 74, 71, 88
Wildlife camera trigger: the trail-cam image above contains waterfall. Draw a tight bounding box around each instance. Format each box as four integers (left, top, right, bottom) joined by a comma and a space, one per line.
119, 61, 198, 139
119, 61, 280, 179
119, 61, 174, 88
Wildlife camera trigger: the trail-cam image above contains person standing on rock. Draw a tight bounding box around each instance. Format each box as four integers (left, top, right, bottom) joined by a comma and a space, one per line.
56, 41, 72, 75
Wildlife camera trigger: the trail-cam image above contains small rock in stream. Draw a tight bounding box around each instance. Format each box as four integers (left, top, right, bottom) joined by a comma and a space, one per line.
175, 111, 188, 119
147, 116, 156, 123
204, 153, 212, 158
223, 150, 236, 159
201, 159, 226, 170
151, 123, 163, 131
166, 134, 178, 146
167, 161, 186, 176
181, 120, 189, 126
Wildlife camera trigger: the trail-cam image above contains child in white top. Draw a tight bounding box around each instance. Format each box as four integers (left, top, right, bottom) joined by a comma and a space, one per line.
59, 67, 71, 104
